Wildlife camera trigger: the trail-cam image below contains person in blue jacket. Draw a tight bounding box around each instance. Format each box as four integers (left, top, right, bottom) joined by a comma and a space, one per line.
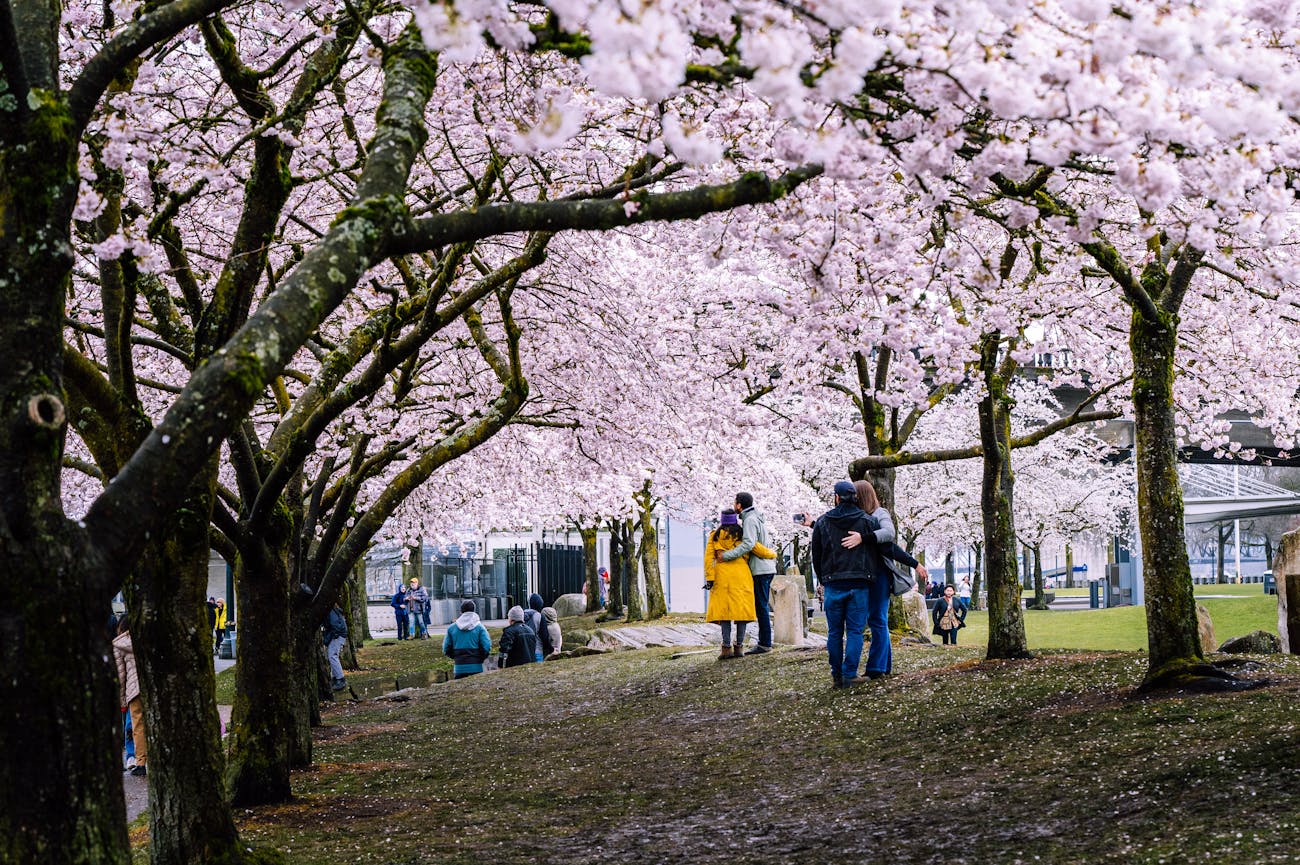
390, 584, 409, 640
322, 603, 349, 691
442, 600, 492, 679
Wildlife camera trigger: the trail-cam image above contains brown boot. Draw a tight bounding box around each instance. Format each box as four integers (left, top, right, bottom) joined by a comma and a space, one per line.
719, 645, 733, 660
731, 643, 744, 658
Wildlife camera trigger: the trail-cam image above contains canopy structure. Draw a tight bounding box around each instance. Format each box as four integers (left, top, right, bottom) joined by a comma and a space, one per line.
1181, 465, 1300, 524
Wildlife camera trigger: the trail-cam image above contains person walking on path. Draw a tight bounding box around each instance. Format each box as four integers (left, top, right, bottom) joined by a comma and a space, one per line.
716, 491, 779, 654
113, 620, 148, 776
498, 605, 537, 668
932, 585, 967, 645
526, 593, 553, 661
705, 510, 777, 659
443, 600, 492, 678
390, 583, 410, 640
323, 603, 349, 691
405, 577, 429, 639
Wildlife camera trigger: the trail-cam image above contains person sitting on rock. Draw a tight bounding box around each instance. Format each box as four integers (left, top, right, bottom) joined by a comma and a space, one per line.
542, 606, 562, 659
443, 599, 492, 679
498, 605, 537, 668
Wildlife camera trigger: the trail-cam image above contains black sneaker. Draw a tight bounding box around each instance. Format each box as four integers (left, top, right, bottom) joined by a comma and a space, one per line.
130, 765, 147, 777
332, 678, 347, 691
743, 645, 772, 656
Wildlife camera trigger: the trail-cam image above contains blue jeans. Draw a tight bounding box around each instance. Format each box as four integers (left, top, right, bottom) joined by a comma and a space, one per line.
823, 584, 869, 680
753, 573, 774, 648
411, 610, 428, 637
865, 573, 892, 674
327, 636, 345, 681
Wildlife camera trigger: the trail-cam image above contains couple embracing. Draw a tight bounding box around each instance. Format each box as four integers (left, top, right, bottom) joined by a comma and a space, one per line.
811, 479, 928, 688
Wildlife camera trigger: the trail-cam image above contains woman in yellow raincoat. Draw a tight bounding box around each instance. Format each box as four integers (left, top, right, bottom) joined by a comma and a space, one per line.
705, 510, 777, 659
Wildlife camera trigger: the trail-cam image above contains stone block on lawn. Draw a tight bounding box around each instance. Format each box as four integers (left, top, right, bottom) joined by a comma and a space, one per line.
771, 574, 808, 645
901, 590, 932, 638
553, 593, 588, 619
349, 678, 393, 701
1197, 603, 1216, 655
1218, 630, 1281, 654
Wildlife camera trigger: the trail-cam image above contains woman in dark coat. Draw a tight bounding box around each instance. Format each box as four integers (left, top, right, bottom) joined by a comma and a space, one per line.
931, 584, 967, 645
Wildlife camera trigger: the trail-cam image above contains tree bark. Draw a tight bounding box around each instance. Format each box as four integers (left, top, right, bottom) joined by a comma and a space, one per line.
1130, 306, 1204, 683
225, 534, 294, 807
127, 468, 252, 865
623, 519, 644, 622
581, 525, 601, 613
605, 519, 624, 618
979, 335, 1030, 660
970, 541, 984, 611
1028, 544, 1048, 610
1216, 523, 1229, 584
637, 485, 667, 619
1065, 544, 1074, 589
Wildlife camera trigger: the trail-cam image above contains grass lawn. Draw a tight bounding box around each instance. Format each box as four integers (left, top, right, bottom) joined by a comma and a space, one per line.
206, 641, 1300, 865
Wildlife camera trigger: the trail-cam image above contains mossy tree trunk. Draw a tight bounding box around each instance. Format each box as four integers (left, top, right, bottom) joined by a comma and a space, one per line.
970, 541, 984, 611
606, 519, 624, 617
581, 525, 601, 613
1130, 299, 1205, 682
1065, 544, 1074, 589
623, 519, 644, 622
636, 482, 668, 619
979, 333, 1030, 660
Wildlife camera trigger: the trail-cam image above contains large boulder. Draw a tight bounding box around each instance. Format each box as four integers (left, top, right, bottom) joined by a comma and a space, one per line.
900, 590, 931, 638
1218, 630, 1281, 654
553, 593, 588, 619
1196, 603, 1216, 655
771, 574, 808, 645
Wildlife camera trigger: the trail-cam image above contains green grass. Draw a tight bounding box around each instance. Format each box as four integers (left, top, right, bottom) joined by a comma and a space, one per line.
956, 592, 1277, 652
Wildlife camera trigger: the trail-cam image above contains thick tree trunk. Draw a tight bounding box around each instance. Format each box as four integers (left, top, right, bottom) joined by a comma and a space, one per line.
225, 537, 294, 807
945, 551, 955, 586
0, 81, 133, 865
605, 520, 624, 618
351, 560, 371, 642
1131, 309, 1204, 684
1065, 544, 1075, 589
970, 542, 984, 611
623, 519, 644, 622
287, 614, 320, 767
638, 490, 667, 619
128, 470, 251, 865
581, 526, 601, 613
979, 336, 1030, 660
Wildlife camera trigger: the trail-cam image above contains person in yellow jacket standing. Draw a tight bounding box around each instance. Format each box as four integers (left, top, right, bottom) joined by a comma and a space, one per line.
705, 510, 777, 659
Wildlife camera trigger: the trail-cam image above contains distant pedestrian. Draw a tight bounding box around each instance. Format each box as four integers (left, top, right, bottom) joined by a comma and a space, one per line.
958, 576, 973, 609
498, 606, 537, 668
705, 510, 775, 659
113, 621, 147, 777
405, 578, 429, 639
323, 603, 349, 691
206, 597, 217, 633
598, 567, 610, 606
716, 491, 779, 654
526, 593, 553, 661
932, 585, 966, 645
542, 607, 563, 659
443, 600, 492, 679
390, 583, 410, 640
212, 598, 228, 652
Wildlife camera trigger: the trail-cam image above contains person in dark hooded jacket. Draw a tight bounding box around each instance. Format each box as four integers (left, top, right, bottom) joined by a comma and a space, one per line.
525, 593, 553, 661
498, 605, 537, 668
811, 480, 877, 687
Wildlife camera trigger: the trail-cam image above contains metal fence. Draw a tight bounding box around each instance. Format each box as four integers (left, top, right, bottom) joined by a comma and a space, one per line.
537, 541, 585, 605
